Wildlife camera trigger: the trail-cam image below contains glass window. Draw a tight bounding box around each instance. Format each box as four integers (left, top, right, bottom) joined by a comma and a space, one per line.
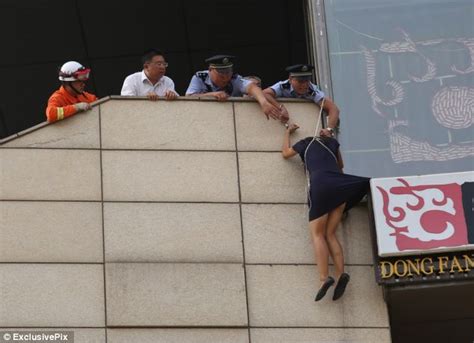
324, 0, 473, 177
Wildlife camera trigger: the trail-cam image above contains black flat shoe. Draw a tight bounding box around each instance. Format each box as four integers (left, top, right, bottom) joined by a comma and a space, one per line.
332, 273, 350, 301
315, 276, 335, 301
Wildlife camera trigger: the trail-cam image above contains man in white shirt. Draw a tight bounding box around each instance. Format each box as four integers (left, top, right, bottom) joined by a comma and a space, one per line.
121, 49, 178, 101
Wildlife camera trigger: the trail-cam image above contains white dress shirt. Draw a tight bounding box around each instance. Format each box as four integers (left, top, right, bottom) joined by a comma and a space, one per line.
121, 71, 178, 96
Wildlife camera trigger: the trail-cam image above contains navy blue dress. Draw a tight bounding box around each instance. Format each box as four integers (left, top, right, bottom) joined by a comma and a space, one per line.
292, 137, 370, 221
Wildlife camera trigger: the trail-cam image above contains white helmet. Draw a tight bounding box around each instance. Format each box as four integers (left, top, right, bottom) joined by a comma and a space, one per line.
58, 61, 91, 81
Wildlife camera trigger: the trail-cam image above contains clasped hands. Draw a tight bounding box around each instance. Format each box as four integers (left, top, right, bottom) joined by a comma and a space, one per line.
262, 102, 289, 123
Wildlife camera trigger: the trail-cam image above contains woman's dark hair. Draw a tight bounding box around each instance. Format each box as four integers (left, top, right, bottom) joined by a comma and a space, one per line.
142, 49, 165, 65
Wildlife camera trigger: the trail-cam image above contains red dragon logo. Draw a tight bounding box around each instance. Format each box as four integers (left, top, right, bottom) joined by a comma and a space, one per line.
377, 178, 469, 251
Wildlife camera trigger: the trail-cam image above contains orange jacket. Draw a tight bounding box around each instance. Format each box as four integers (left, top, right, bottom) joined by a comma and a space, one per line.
45, 86, 97, 123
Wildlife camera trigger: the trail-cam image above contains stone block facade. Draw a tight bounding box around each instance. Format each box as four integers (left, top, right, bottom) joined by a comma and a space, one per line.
0, 98, 390, 342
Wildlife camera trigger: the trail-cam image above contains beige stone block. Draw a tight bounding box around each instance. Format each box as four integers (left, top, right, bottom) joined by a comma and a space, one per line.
242, 204, 372, 264
0, 202, 103, 262
246, 265, 388, 327
0, 264, 105, 326
251, 328, 391, 343
101, 100, 235, 150
104, 203, 242, 262
242, 204, 313, 263
341, 204, 373, 265
106, 263, 247, 326
1, 107, 100, 149
0, 329, 105, 343
107, 329, 248, 343
102, 151, 238, 202
339, 265, 389, 327
239, 152, 306, 203
0, 149, 101, 201
235, 102, 321, 151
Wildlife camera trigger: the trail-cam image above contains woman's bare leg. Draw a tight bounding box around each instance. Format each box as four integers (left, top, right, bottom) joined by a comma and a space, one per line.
309, 214, 330, 284
325, 203, 346, 279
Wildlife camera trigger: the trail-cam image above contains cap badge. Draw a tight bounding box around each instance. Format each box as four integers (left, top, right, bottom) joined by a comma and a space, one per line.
302, 66, 308, 72
223, 57, 229, 64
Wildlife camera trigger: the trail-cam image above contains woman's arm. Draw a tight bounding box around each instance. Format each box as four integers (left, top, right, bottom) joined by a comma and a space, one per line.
282, 123, 300, 159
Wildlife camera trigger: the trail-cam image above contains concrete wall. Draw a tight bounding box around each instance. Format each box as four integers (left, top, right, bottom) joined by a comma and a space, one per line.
0, 98, 390, 342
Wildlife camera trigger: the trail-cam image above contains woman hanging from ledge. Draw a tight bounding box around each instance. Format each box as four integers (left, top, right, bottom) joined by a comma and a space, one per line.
281, 122, 370, 302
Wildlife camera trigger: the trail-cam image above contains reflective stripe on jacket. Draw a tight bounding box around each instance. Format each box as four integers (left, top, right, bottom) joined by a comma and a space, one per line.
45, 86, 97, 122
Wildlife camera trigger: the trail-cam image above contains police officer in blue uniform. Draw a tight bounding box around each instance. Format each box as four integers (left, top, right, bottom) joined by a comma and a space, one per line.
186, 55, 285, 121
264, 64, 340, 137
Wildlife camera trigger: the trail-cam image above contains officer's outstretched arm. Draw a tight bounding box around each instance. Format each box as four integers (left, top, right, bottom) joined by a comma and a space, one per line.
247, 83, 282, 120
262, 90, 289, 123
263, 87, 276, 97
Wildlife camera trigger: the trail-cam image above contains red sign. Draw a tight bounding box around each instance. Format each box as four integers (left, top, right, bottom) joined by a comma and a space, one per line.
371, 172, 474, 256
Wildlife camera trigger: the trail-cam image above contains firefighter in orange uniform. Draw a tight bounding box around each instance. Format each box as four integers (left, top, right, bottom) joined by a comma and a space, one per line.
45, 61, 97, 123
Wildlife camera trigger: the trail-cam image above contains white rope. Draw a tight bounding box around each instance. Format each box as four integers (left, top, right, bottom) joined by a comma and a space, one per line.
303, 99, 325, 215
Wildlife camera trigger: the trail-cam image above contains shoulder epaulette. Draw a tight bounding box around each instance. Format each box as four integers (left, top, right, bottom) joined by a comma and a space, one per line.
281, 80, 291, 90
196, 71, 212, 92
197, 72, 208, 82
